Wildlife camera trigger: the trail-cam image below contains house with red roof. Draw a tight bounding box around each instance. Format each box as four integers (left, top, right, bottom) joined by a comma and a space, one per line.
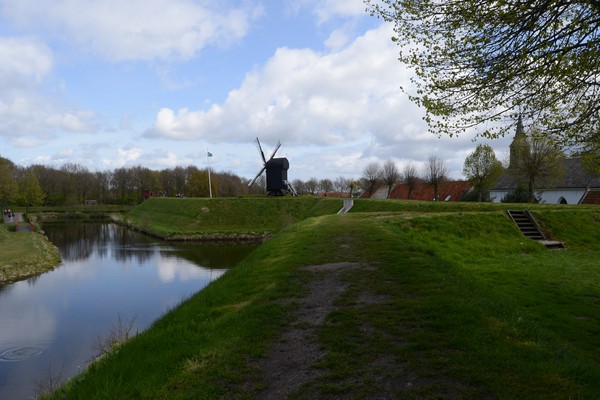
361, 180, 472, 201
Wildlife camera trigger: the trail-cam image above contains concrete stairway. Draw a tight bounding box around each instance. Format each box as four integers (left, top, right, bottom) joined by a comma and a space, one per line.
507, 210, 565, 249
337, 199, 354, 214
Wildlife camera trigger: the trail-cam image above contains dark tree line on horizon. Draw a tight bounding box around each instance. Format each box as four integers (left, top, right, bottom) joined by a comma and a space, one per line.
2, 126, 573, 209
0, 156, 254, 207
0, 155, 367, 208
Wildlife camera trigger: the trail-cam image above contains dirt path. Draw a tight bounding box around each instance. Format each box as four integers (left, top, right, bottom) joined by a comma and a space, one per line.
250, 260, 470, 399
254, 262, 372, 399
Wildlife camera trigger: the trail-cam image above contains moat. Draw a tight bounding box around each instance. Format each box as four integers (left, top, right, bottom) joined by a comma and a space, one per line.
0, 223, 257, 399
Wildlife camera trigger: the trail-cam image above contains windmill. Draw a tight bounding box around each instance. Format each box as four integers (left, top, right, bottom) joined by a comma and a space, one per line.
248, 137, 297, 196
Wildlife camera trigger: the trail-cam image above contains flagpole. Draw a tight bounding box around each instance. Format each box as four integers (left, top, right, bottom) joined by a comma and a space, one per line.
207, 149, 212, 199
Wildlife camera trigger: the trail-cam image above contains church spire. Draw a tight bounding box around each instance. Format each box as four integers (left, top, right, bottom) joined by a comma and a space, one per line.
509, 115, 528, 169
515, 114, 525, 138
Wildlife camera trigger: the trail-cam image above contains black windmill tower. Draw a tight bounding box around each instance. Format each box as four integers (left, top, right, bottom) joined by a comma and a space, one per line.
248, 137, 297, 196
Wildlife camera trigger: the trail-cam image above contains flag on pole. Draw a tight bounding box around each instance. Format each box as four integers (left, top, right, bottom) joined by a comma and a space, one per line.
207, 149, 213, 198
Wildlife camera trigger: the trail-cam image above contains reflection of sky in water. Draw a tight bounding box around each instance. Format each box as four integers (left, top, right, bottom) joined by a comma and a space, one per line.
155, 255, 225, 284
0, 223, 249, 399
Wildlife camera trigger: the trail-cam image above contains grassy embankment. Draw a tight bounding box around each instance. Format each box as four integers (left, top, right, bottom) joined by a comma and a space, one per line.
0, 205, 132, 284
120, 196, 344, 239
0, 223, 60, 284
47, 198, 600, 399
30, 204, 134, 223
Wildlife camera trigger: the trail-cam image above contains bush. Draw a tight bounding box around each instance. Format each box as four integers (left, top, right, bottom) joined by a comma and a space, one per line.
501, 186, 537, 203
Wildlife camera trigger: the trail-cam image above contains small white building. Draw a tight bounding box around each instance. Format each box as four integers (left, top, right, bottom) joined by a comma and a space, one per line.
490, 158, 600, 204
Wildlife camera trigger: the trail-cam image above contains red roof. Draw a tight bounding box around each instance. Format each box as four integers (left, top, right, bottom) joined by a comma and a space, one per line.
580, 189, 600, 205
364, 180, 472, 201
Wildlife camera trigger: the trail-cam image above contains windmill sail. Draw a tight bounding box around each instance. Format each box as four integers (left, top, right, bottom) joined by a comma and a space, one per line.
248, 137, 295, 196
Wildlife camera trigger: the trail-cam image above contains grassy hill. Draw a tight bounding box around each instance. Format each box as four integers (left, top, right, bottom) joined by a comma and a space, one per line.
0, 224, 60, 284
123, 196, 344, 239
46, 200, 600, 399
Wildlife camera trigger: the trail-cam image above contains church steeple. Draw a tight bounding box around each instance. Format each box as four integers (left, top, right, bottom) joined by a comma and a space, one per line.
509, 115, 528, 168
515, 114, 524, 137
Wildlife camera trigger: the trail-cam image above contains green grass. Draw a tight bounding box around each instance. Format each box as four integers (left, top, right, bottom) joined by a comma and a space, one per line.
123, 196, 343, 239
29, 204, 134, 223
0, 224, 61, 284
304, 210, 600, 399
349, 197, 594, 213
47, 203, 600, 399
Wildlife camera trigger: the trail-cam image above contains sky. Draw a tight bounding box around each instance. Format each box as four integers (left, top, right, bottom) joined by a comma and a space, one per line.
0, 0, 514, 182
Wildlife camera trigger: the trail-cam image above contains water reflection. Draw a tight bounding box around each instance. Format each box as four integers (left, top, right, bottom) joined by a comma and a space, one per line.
0, 223, 258, 399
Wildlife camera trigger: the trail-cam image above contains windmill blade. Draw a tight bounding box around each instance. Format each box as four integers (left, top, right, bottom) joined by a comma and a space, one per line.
248, 166, 266, 187
268, 140, 281, 161
256, 137, 267, 164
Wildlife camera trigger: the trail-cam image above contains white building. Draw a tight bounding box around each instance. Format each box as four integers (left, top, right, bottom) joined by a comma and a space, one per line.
490, 158, 600, 204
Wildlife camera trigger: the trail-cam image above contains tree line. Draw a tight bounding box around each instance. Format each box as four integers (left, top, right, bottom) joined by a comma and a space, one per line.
360, 156, 453, 201
0, 125, 573, 209
0, 158, 255, 208
361, 127, 570, 204
0, 156, 366, 208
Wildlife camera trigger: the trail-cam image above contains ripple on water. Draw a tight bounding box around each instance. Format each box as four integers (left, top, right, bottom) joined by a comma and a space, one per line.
0, 346, 43, 361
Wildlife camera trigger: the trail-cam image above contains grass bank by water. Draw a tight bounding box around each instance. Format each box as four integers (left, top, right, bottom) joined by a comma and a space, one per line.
122, 197, 343, 239
47, 202, 600, 399
0, 205, 131, 284
0, 224, 61, 284
30, 204, 134, 223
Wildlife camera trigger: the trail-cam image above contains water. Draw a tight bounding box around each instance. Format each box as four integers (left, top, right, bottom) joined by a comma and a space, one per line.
0, 223, 258, 399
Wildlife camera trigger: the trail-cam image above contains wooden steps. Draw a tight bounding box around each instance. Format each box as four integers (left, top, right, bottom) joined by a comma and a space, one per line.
507, 210, 565, 249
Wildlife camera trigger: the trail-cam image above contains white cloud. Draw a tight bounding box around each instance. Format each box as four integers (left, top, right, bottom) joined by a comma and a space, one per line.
45, 112, 95, 133
53, 148, 76, 160
311, 0, 367, 22
117, 147, 143, 165
143, 21, 513, 180
0, 92, 96, 140
1, 0, 263, 62
147, 24, 416, 147
0, 36, 53, 84
0, 35, 97, 143
325, 28, 350, 50
286, 0, 366, 23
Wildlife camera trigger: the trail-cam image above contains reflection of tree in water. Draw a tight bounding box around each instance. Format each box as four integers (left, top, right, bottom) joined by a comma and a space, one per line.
0, 282, 14, 295
44, 223, 106, 261
43, 223, 259, 267
43, 223, 154, 263
111, 225, 155, 264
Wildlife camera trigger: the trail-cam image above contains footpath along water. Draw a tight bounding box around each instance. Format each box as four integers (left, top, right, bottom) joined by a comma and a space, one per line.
0, 223, 258, 399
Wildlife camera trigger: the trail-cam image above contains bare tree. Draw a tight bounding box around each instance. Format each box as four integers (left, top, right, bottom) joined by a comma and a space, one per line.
423, 155, 448, 201
92, 314, 137, 357
32, 360, 67, 398
362, 162, 382, 197
382, 160, 400, 198
319, 178, 334, 194
333, 176, 348, 193
291, 179, 307, 195
402, 163, 419, 200
305, 177, 319, 195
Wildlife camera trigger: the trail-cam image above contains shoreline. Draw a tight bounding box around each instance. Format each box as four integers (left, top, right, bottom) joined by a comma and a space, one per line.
0, 227, 61, 286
